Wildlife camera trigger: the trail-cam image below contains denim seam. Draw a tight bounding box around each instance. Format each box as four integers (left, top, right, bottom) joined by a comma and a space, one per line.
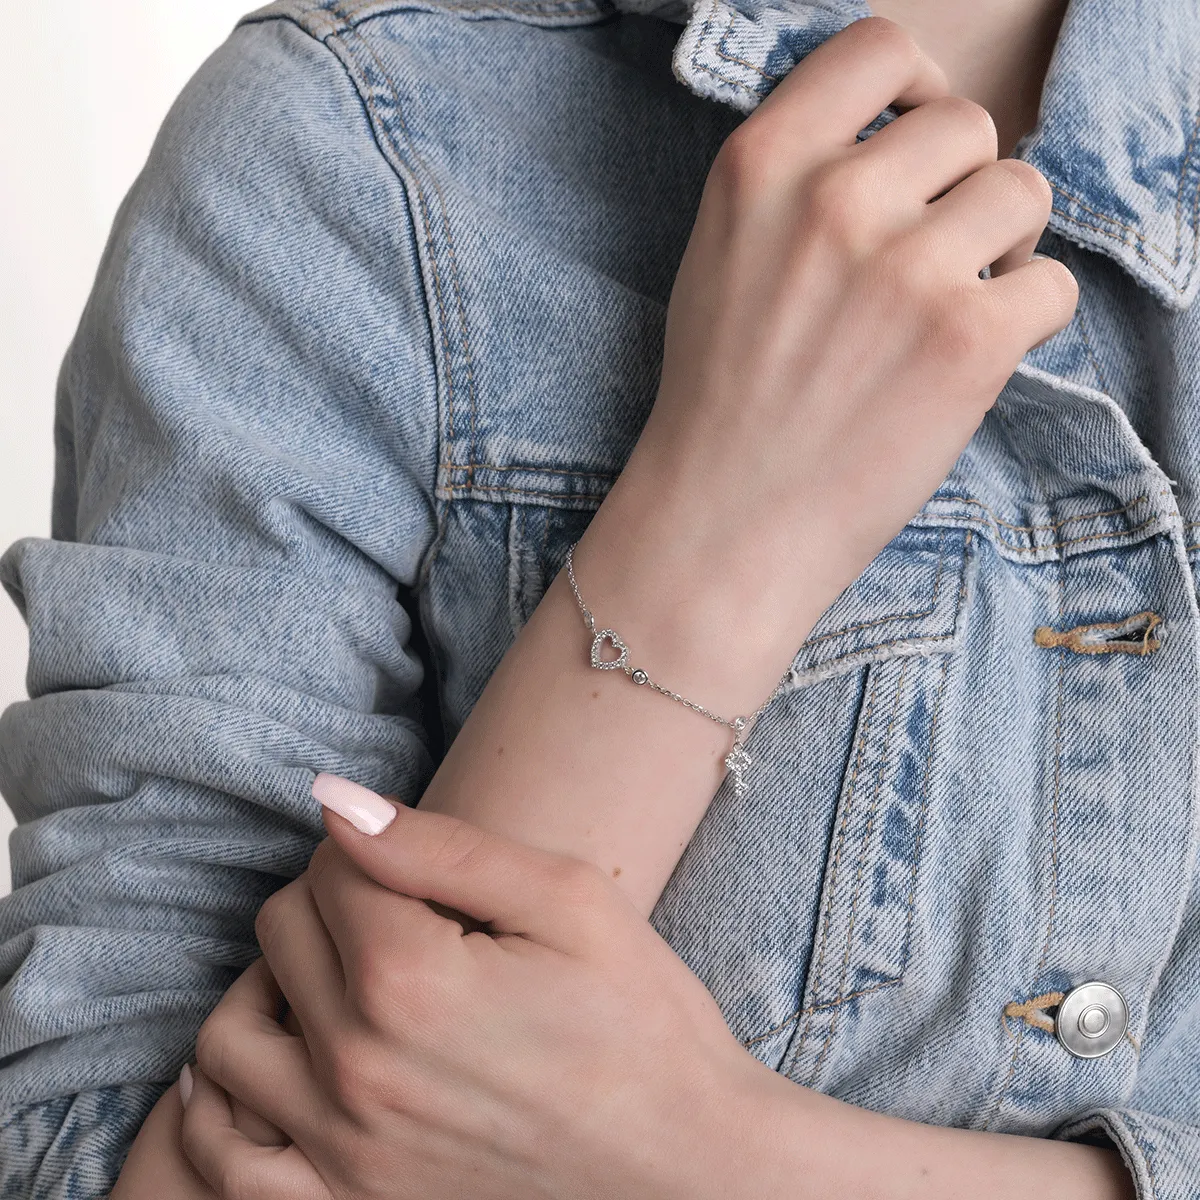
1050, 107, 1200, 270
312, 0, 610, 24
983, 564, 1067, 1131
924, 512, 1161, 555
439, 462, 617, 480
1051, 205, 1196, 295
688, 0, 769, 104
935, 494, 1148, 534
798, 531, 949, 649
749, 647, 953, 1054
789, 671, 880, 1066
332, 10, 481, 480
794, 530, 970, 673
308, 20, 462, 460
805, 658, 911, 1088
715, 8, 779, 83
1127, 1112, 1161, 1200
1048, 106, 1200, 294
1070, 280, 1114, 397
441, 482, 609, 502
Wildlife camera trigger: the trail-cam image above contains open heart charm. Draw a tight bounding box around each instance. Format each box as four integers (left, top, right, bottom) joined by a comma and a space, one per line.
590, 629, 629, 671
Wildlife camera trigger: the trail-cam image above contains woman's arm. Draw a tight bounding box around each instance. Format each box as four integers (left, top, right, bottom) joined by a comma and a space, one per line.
165, 17, 1116, 1200
411, 14, 1073, 915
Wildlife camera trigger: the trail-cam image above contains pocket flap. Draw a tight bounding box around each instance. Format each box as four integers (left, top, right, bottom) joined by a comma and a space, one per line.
789, 526, 972, 686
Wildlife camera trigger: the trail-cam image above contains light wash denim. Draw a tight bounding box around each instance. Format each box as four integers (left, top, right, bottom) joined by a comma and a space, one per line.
2, 0, 1199, 1195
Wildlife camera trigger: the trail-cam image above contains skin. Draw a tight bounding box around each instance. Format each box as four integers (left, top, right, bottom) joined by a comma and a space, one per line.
871, 0, 1073, 157
111, 6, 1134, 1199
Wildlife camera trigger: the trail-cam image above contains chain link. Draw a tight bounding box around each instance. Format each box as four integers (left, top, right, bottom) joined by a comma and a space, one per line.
564, 542, 793, 797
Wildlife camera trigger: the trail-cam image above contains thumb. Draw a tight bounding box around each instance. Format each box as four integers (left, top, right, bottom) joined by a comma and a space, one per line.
310, 773, 624, 953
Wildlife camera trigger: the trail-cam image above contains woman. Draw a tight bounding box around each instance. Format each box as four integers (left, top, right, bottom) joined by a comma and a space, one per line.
1, 0, 1195, 1195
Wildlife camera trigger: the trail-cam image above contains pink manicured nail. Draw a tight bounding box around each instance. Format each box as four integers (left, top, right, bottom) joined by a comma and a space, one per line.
312, 773, 397, 836
179, 1063, 193, 1108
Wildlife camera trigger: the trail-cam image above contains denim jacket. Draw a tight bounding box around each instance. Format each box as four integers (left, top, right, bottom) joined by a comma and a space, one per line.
2, 0, 1199, 1195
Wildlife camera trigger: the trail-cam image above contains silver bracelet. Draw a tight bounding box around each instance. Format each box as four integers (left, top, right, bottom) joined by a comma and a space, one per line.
564, 541, 792, 799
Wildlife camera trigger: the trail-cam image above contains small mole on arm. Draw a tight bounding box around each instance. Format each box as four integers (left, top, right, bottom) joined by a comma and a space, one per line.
496, 745, 504, 757
592, 690, 600, 699
612, 866, 622, 878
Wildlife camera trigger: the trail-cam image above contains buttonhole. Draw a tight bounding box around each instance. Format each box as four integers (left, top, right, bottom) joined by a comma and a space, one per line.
1033, 611, 1162, 656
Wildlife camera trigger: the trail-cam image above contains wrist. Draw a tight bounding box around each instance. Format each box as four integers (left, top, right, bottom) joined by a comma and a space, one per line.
581, 452, 836, 719
687, 1054, 835, 1200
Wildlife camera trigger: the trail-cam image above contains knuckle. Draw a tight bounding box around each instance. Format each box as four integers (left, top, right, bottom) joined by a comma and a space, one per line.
350, 932, 458, 1030
194, 1013, 232, 1084
323, 1034, 385, 1115
995, 159, 1053, 214
427, 816, 491, 875
933, 95, 997, 154
877, 232, 944, 299
851, 16, 920, 66
807, 159, 876, 236
545, 855, 609, 909
710, 123, 778, 207
253, 888, 287, 953
928, 293, 990, 362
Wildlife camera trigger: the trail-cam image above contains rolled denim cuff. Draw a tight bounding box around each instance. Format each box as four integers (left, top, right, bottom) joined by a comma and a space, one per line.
0, 1085, 162, 1199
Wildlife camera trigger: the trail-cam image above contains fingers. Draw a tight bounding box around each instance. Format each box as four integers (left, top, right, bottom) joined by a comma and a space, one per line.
754, 17, 948, 149
985, 252, 1079, 350
194, 958, 328, 1137
305, 840, 468, 1013
254, 877, 345, 1035
924, 159, 1052, 274
313, 773, 626, 954
856, 95, 997, 206
180, 1064, 329, 1200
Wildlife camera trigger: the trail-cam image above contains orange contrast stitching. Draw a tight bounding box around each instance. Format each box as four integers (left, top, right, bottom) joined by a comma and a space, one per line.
933, 495, 1147, 534
799, 532, 949, 649
689, 0, 769, 103
338, 16, 480, 476
714, 9, 779, 82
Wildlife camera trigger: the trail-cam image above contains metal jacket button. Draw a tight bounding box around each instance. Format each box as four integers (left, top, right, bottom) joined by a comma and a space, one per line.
1055, 982, 1129, 1058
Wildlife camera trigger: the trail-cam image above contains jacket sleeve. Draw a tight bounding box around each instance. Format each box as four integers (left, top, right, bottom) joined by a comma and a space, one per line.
0, 14, 441, 1196
1052, 866, 1200, 1200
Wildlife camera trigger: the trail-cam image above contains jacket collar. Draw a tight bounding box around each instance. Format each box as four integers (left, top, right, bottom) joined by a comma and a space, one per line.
655, 0, 1200, 309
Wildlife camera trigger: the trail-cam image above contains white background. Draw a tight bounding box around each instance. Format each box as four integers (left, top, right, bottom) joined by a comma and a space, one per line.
0, 3, 253, 895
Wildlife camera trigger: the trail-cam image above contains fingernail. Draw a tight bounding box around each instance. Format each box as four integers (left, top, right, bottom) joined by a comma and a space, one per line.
179, 1063, 193, 1108
1031, 252, 1051, 260
312, 773, 397, 836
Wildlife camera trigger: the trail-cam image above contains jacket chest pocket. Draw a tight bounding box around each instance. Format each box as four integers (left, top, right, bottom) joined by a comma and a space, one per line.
505, 504, 972, 1077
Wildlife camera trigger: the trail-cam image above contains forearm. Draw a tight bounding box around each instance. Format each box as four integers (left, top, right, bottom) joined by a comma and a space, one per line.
418, 447, 825, 915
741, 1069, 1135, 1200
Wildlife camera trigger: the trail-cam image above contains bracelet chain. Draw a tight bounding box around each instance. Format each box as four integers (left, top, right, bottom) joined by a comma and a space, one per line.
564, 541, 793, 798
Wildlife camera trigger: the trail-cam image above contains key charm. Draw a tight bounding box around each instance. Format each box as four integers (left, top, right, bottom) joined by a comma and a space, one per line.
565, 541, 791, 807
724, 740, 752, 799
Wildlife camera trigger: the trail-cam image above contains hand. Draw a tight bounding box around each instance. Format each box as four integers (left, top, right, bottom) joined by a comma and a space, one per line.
179, 790, 789, 1200
585, 16, 1077, 669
